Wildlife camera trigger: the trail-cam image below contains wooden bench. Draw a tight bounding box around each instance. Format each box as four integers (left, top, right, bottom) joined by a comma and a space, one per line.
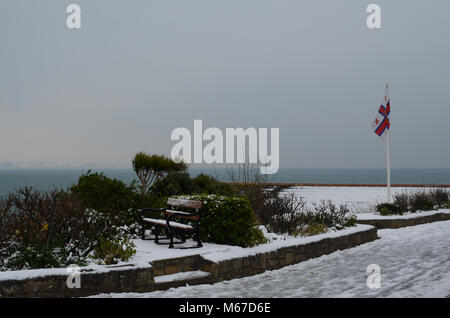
140, 198, 203, 248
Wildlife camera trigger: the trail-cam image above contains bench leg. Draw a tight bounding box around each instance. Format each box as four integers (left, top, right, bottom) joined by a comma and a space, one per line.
141, 224, 146, 240
155, 229, 159, 244
168, 233, 174, 248
194, 230, 202, 248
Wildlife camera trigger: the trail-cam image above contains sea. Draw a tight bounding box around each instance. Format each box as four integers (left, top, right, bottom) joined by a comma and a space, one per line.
0, 167, 449, 196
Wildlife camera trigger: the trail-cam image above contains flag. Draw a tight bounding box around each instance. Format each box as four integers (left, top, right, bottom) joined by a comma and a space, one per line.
372, 86, 390, 137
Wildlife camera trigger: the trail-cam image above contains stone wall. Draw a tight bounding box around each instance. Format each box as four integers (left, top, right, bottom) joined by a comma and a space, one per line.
0, 265, 155, 298
198, 226, 378, 281
357, 212, 450, 229
0, 226, 378, 297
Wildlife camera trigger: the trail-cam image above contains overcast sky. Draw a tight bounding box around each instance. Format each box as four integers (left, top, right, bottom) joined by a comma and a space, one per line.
0, 0, 449, 169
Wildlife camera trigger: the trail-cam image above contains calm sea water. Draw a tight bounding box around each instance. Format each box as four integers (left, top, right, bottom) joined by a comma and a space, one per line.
0, 168, 449, 196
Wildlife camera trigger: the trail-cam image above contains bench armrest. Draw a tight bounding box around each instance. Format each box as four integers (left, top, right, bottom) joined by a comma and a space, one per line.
139, 207, 167, 219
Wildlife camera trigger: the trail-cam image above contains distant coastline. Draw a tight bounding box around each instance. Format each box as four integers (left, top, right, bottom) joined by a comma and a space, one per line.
1, 167, 450, 196
232, 182, 450, 188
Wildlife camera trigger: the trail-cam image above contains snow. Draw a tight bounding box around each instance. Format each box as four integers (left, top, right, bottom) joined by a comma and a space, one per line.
95, 220, 450, 298
357, 208, 450, 220
285, 186, 437, 213
0, 262, 151, 282
132, 225, 373, 264
4, 185, 449, 297
154, 270, 211, 284
142, 218, 194, 229
0, 225, 373, 282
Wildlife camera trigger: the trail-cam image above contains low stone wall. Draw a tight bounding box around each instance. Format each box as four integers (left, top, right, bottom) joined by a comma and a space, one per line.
0, 226, 378, 297
151, 255, 205, 276
198, 226, 378, 281
0, 265, 155, 298
357, 212, 450, 229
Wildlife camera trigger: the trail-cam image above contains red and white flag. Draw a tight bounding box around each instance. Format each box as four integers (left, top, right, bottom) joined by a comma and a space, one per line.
372, 86, 390, 138
372, 84, 392, 202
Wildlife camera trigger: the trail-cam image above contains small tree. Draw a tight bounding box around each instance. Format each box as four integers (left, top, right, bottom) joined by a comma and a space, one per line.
132, 152, 187, 195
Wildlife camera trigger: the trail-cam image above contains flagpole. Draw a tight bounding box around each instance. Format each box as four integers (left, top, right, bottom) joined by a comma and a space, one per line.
386, 83, 391, 202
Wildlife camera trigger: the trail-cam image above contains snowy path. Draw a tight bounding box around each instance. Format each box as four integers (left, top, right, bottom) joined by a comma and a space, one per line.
96, 220, 450, 298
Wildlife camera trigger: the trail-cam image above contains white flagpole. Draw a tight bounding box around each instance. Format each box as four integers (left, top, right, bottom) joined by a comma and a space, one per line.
386, 83, 391, 202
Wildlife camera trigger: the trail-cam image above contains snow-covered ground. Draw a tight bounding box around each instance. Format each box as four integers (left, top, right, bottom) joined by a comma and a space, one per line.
95, 220, 450, 298
132, 225, 371, 264
285, 186, 435, 213
357, 209, 450, 220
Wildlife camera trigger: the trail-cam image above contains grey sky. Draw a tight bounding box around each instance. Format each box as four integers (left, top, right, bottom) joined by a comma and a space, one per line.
1, 0, 449, 169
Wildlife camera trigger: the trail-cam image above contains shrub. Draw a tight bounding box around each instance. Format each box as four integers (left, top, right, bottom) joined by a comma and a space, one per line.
303, 200, 355, 230
151, 172, 237, 197
293, 223, 328, 237
393, 193, 409, 213
177, 194, 266, 247
0, 195, 16, 261
430, 188, 449, 207
409, 192, 434, 212
3, 242, 83, 270
151, 171, 194, 197
132, 152, 187, 195
250, 187, 306, 235
239, 185, 356, 235
1, 187, 137, 270
192, 173, 236, 195
92, 237, 136, 265
376, 202, 402, 216
71, 171, 139, 224
384, 189, 449, 215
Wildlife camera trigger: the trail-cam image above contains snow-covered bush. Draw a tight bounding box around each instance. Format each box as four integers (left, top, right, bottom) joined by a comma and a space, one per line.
249, 187, 307, 234
0, 187, 138, 271
377, 202, 403, 216
301, 200, 356, 231
71, 171, 141, 225
379, 188, 450, 215
176, 194, 266, 247
244, 187, 356, 236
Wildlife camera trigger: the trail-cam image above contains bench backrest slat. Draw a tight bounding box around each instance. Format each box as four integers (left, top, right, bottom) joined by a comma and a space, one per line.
167, 198, 203, 209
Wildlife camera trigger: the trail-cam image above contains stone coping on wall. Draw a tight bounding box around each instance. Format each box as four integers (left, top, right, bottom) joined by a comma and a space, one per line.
0, 263, 154, 298
356, 209, 450, 229
0, 225, 378, 297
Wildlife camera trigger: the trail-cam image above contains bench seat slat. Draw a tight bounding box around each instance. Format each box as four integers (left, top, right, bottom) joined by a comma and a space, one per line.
167, 198, 203, 209
142, 218, 194, 230
163, 209, 200, 220
165, 209, 191, 215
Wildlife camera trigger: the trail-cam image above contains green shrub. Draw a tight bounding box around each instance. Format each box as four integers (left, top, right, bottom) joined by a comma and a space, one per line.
151, 172, 236, 197
376, 202, 402, 216
177, 194, 266, 247
151, 171, 194, 197
71, 171, 139, 224
92, 237, 136, 265
192, 173, 237, 195
132, 152, 187, 195
344, 214, 358, 227
3, 242, 86, 270
293, 223, 328, 237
